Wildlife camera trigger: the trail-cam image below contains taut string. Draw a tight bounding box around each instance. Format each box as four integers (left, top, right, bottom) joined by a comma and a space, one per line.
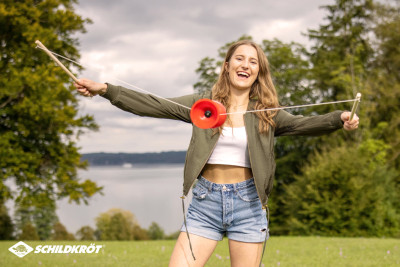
222, 99, 358, 115
35, 45, 192, 110
36, 44, 361, 115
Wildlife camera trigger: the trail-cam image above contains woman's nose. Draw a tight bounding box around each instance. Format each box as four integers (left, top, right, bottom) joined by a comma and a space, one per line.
240, 60, 249, 69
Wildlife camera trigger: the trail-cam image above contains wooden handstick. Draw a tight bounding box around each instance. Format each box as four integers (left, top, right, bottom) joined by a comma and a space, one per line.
35, 40, 79, 83
349, 93, 361, 121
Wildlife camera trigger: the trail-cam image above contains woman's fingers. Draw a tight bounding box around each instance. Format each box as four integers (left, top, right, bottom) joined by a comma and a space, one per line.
344, 119, 359, 131
74, 79, 96, 97
74, 78, 106, 97
341, 112, 359, 131
77, 87, 92, 97
75, 84, 85, 90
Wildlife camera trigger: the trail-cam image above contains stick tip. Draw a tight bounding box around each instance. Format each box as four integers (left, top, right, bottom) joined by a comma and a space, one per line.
356, 92, 361, 99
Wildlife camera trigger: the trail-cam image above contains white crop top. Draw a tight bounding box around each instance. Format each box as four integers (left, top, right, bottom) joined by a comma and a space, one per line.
206, 127, 251, 168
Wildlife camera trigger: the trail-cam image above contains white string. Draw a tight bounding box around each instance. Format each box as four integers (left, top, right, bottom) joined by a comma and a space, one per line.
36, 46, 359, 116
221, 99, 358, 115
36, 46, 192, 110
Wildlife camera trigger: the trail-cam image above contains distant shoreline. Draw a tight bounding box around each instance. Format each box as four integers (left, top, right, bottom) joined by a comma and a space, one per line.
84, 163, 185, 169
81, 151, 186, 166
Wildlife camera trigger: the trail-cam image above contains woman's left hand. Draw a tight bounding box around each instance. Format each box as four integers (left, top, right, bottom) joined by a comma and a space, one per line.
341, 112, 359, 131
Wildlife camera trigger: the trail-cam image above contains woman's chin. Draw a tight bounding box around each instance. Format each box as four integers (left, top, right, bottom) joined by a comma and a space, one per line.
231, 83, 252, 91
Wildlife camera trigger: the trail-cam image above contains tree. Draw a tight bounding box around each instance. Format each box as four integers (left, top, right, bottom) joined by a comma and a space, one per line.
0, 202, 14, 240
18, 222, 40, 240
52, 222, 75, 240
109, 213, 133, 240
76, 225, 95, 240
14, 202, 58, 240
147, 222, 165, 240
366, 1, 400, 167
95, 208, 137, 240
165, 230, 180, 240
0, 0, 101, 218
284, 124, 400, 237
132, 224, 149, 240
307, 0, 374, 106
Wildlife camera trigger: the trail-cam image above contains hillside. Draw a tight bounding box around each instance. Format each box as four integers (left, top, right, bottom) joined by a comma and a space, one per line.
82, 151, 186, 166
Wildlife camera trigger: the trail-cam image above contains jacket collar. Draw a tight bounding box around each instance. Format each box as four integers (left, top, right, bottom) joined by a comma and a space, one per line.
248, 98, 257, 111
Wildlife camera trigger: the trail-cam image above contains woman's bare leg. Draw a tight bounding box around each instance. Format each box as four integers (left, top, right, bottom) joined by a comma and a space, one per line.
228, 239, 264, 267
169, 232, 219, 267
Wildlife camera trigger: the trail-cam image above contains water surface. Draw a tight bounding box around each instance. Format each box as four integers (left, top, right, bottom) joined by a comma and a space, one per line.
57, 164, 192, 235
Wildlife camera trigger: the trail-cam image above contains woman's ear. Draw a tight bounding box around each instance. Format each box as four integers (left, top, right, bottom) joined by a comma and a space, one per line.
224, 62, 229, 73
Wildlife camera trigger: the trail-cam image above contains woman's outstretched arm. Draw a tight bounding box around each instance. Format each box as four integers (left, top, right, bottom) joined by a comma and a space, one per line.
74, 78, 202, 123
274, 110, 359, 136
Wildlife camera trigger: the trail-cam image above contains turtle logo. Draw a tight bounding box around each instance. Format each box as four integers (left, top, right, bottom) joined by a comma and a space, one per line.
8, 241, 34, 258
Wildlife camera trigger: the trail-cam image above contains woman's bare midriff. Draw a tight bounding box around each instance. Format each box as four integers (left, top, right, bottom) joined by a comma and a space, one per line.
201, 164, 253, 184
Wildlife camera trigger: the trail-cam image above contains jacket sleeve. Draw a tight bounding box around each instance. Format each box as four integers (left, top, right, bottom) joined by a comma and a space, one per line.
100, 83, 199, 123
274, 109, 344, 136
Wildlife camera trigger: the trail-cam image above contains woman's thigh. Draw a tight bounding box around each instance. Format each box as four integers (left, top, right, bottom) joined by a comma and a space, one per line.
169, 232, 219, 267
228, 239, 264, 267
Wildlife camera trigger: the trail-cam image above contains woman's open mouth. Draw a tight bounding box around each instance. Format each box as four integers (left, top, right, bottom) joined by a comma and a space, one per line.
237, 71, 250, 80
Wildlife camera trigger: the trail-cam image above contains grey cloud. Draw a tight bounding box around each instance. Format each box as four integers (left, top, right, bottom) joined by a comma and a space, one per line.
72, 0, 334, 153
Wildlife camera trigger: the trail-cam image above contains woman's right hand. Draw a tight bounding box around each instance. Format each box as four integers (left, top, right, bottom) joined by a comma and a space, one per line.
73, 78, 108, 97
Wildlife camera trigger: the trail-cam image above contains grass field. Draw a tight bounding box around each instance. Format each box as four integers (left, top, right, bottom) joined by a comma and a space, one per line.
0, 236, 399, 267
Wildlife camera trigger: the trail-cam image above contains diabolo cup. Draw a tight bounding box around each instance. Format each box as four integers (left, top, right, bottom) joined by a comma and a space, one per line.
190, 99, 227, 129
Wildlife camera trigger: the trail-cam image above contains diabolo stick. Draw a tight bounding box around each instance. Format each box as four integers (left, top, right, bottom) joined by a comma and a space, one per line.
35, 40, 93, 97
349, 93, 361, 121
35, 40, 79, 83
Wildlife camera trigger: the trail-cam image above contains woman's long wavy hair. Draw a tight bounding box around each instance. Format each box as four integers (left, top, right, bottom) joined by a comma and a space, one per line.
212, 40, 279, 134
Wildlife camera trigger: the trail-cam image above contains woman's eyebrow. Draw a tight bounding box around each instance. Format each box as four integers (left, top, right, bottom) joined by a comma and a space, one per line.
234, 54, 258, 61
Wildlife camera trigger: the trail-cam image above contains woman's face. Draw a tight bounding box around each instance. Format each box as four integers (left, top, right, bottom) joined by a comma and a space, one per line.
225, 44, 259, 92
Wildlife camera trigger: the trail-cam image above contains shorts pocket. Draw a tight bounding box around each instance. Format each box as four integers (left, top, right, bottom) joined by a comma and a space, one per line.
236, 186, 259, 202
192, 183, 209, 200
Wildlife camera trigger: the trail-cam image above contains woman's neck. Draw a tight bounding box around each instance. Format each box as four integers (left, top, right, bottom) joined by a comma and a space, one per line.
229, 87, 250, 108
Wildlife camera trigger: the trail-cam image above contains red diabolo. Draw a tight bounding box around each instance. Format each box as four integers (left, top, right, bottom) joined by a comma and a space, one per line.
190, 99, 227, 129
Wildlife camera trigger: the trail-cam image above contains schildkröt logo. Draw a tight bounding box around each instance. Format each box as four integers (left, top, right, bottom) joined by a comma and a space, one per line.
8, 242, 103, 258
8, 241, 34, 258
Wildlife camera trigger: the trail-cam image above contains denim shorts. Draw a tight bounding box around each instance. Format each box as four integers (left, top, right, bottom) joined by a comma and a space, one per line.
180, 175, 269, 243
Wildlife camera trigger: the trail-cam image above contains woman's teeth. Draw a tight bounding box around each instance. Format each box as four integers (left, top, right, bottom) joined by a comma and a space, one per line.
237, 71, 249, 78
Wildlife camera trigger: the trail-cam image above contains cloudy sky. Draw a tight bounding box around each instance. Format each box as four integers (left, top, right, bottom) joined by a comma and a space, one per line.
73, 0, 333, 153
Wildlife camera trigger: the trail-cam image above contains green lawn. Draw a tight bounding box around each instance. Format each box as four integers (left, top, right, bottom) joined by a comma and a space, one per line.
0, 236, 399, 267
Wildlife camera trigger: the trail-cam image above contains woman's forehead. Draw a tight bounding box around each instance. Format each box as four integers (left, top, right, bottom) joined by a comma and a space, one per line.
232, 45, 258, 59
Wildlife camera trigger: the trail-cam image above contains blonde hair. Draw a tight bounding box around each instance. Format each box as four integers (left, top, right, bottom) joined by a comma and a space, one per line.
212, 40, 279, 134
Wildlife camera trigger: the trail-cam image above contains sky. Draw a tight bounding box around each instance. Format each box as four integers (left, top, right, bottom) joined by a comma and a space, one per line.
72, 0, 333, 153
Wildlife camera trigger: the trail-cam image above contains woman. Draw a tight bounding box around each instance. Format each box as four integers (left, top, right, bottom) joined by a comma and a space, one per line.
74, 40, 359, 267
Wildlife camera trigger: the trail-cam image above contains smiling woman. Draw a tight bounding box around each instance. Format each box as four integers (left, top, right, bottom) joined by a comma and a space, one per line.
71, 39, 359, 267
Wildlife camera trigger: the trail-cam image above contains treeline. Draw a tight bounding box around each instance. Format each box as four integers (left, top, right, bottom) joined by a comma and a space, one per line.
82, 152, 186, 166
194, 1, 400, 237
0, 206, 177, 241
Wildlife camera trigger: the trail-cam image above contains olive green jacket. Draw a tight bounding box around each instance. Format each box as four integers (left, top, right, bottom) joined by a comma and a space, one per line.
102, 84, 344, 206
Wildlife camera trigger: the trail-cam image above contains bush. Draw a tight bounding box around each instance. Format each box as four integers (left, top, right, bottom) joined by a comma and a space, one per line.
284, 136, 400, 237
18, 223, 39, 240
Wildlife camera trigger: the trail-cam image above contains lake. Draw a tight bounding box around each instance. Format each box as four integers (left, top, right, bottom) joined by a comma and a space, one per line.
57, 164, 193, 236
